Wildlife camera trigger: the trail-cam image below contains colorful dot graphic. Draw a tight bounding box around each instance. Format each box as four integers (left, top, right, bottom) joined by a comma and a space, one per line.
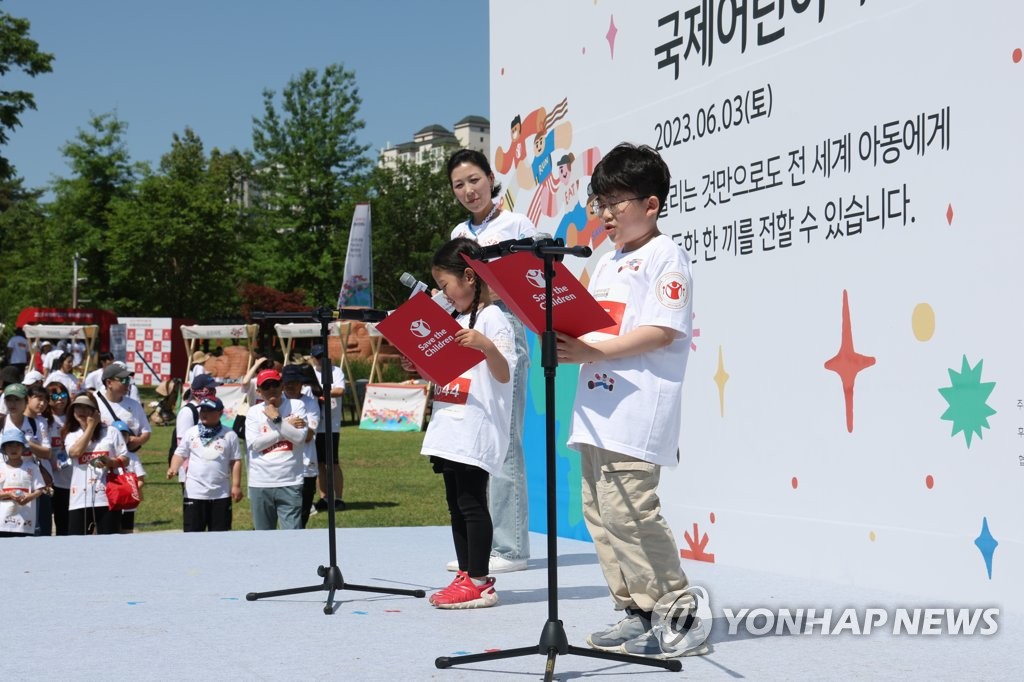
1013, 47, 1022, 63
912, 303, 935, 341
791, 477, 799, 489
925, 474, 934, 489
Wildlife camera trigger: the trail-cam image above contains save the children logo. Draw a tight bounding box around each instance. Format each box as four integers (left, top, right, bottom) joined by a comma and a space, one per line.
525, 269, 546, 288
656, 272, 690, 309
409, 319, 431, 338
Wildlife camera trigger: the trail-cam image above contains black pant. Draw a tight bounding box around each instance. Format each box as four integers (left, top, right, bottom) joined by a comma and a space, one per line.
68, 506, 121, 535
52, 487, 70, 536
300, 476, 317, 528
315, 431, 340, 464
439, 460, 492, 579
182, 497, 233, 532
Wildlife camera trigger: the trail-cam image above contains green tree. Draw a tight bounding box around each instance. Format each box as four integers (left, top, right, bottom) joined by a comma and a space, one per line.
0, 6, 54, 187
366, 160, 464, 309
0, 186, 63, 329
105, 128, 251, 319
250, 63, 371, 305
48, 112, 139, 307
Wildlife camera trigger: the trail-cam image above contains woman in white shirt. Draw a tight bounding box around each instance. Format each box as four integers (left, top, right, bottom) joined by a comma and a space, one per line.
62, 393, 128, 535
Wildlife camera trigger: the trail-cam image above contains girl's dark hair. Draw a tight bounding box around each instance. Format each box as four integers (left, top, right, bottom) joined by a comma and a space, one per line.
26, 384, 48, 402
51, 351, 72, 373
446, 149, 502, 199
432, 237, 487, 330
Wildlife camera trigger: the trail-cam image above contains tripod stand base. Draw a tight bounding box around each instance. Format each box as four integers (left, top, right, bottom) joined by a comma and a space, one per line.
246, 565, 426, 615
435, 618, 682, 677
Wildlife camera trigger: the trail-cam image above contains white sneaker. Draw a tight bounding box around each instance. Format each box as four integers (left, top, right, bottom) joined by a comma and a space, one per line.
445, 556, 529, 573
488, 555, 528, 573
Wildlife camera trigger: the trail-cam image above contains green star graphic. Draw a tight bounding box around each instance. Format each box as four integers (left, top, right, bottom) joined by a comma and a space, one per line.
939, 355, 996, 448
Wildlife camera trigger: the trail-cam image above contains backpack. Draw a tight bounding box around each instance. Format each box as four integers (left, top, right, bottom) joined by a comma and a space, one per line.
167, 403, 199, 464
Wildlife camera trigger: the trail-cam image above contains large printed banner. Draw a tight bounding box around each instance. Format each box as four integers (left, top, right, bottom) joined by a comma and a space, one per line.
492, 0, 1022, 607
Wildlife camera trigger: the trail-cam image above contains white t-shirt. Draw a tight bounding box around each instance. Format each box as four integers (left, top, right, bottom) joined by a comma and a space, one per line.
45, 370, 81, 395
567, 234, 694, 467
64, 426, 128, 510
451, 209, 538, 245
174, 424, 241, 500
6, 336, 29, 364
291, 393, 320, 476
175, 401, 201, 482
244, 399, 308, 488
420, 305, 516, 475
47, 413, 72, 489
83, 368, 104, 393
189, 365, 208, 384
0, 459, 45, 534
43, 349, 64, 373
311, 365, 345, 433
97, 389, 152, 438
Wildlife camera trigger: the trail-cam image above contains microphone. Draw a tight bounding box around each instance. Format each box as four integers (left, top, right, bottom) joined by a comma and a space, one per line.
477, 233, 554, 259
399, 272, 455, 313
399, 272, 429, 297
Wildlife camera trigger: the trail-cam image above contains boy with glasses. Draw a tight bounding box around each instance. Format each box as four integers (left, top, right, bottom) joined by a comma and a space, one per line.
556, 143, 710, 659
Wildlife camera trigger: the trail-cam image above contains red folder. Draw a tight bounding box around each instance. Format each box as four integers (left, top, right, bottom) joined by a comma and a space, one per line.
466, 251, 614, 337
374, 293, 485, 386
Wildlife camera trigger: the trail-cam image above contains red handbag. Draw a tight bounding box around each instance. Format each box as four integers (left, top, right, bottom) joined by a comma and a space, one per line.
105, 468, 142, 511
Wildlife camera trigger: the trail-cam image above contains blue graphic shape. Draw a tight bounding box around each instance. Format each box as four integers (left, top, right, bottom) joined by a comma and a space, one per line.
974, 517, 998, 580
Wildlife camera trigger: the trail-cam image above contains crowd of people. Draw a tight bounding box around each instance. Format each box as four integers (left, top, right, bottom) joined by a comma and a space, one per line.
0, 143, 710, 659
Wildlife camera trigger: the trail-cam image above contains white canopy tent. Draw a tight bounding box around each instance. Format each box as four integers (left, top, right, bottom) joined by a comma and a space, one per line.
23, 323, 99, 377
177, 324, 259, 429
179, 324, 259, 381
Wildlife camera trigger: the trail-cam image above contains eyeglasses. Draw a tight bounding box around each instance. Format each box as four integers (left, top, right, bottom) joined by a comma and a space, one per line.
589, 196, 647, 216
117, 377, 133, 385
49, 392, 69, 401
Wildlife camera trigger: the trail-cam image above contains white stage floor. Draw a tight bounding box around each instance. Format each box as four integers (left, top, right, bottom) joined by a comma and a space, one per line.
3, 527, 1018, 680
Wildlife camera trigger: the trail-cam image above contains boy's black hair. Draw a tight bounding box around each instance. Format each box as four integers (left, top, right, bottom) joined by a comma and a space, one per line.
446, 149, 503, 199
589, 143, 671, 210
432, 237, 486, 330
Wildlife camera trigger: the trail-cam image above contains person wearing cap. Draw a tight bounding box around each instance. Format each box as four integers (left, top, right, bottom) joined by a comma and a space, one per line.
62, 392, 129, 535
172, 372, 218, 480
281, 363, 320, 527
168, 396, 242, 532
189, 350, 212, 386
95, 363, 150, 533
306, 344, 346, 511
21, 369, 45, 387
244, 368, 308, 530
45, 352, 82, 396
0, 430, 48, 537
1, 384, 53, 473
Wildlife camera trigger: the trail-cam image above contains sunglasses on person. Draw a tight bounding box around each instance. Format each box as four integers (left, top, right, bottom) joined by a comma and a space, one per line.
117, 376, 133, 385
49, 391, 69, 401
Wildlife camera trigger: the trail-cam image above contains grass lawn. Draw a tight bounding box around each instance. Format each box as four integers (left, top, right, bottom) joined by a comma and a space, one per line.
133, 412, 446, 533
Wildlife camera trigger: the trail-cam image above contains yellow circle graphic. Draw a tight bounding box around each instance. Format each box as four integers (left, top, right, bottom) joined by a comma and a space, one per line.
912, 303, 935, 341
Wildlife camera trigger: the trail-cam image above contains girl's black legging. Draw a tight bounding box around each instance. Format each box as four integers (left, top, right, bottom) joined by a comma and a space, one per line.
440, 460, 492, 579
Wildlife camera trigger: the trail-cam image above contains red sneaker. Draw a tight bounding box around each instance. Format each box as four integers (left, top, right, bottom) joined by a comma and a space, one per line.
431, 574, 498, 609
429, 571, 468, 606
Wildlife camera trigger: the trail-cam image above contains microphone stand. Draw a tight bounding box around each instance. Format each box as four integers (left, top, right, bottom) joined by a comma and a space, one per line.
435, 240, 680, 677
245, 308, 425, 614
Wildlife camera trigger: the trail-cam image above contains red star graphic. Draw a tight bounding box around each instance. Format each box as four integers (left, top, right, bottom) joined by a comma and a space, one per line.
824, 290, 876, 433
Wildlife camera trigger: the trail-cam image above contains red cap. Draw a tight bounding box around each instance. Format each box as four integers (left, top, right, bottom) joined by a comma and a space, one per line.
256, 369, 282, 387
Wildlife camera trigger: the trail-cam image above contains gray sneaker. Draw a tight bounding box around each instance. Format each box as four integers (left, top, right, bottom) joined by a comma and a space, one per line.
622, 586, 712, 658
586, 610, 652, 651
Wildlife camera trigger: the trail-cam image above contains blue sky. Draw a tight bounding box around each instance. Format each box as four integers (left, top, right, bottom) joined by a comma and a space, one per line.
3, 0, 489, 192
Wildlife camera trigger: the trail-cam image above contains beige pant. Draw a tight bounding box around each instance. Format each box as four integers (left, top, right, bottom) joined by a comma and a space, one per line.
580, 444, 694, 615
